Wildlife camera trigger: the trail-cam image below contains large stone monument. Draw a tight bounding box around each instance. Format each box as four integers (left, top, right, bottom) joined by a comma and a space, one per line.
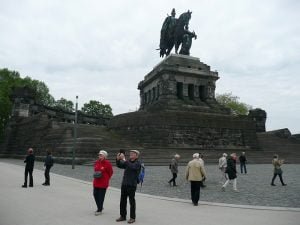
108, 9, 260, 151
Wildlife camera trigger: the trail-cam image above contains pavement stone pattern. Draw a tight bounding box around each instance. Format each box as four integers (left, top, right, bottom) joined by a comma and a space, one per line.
2, 158, 300, 208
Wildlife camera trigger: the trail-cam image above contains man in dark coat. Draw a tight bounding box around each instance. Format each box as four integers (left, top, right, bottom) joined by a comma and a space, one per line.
22, 148, 35, 188
43, 150, 54, 186
222, 153, 238, 192
239, 152, 247, 174
116, 150, 141, 224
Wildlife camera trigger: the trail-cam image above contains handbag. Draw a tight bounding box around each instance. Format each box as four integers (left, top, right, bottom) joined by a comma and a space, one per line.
93, 171, 102, 178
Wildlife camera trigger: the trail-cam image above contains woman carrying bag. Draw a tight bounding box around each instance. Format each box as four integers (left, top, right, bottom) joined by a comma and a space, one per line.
93, 150, 113, 215
271, 154, 287, 186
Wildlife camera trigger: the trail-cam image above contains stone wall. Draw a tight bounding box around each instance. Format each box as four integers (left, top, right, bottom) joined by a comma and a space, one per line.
108, 111, 258, 150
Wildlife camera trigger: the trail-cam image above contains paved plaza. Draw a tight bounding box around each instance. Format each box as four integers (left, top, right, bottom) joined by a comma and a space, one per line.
0, 160, 299, 225
1, 158, 300, 208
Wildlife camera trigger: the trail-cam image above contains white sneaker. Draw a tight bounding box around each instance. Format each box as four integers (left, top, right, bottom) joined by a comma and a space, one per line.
234, 189, 239, 192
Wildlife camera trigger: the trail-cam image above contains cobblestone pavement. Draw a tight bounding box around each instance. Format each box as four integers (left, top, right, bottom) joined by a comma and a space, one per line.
2, 158, 300, 208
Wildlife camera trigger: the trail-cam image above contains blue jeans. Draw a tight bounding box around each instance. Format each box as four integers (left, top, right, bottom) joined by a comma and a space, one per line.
240, 163, 247, 174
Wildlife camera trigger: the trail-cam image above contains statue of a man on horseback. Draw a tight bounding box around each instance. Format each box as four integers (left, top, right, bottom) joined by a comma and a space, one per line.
158, 9, 197, 57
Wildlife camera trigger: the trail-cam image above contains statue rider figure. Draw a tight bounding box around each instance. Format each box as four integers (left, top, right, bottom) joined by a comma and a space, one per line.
159, 8, 177, 57
179, 25, 197, 56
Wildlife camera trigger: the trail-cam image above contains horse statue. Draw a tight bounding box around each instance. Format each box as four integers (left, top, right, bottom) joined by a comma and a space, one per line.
158, 9, 196, 57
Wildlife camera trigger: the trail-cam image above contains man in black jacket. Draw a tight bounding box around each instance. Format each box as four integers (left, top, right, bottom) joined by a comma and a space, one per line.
239, 152, 247, 174
116, 150, 141, 224
43, 150, 54, 186
22, 148, 35, 188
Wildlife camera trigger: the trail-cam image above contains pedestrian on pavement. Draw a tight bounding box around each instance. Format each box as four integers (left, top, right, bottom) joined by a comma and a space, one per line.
168, 154, 180, 187
271, 154, 287, 186
42, 150, 54, 186
185, 153, 206, 206
222, 153, 238, 192
218, 153, 228, 183
116, 150, 141, 224
22, 148, 35, 188
239, 152, 247, 174
198, 153, 206, 187
93, 150, 113, 216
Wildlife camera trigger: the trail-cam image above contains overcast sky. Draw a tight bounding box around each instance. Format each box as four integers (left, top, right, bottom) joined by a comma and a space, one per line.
0, 0, 299, 133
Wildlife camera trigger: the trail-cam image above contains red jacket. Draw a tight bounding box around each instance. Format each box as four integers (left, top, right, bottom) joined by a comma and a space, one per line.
93, 159, 113, 188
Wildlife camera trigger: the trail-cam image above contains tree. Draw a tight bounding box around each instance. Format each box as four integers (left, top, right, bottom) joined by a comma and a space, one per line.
22, 76, 55, 106
216, 92, 252, 115
0, 68, 55, 142
54, 98, 74, 112
81, 100, 113, 117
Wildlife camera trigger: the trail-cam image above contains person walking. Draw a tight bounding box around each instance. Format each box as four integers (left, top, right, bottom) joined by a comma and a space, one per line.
218, 153, 228, 183
271, 154, 287, 186
22, 148, 35, 188
168, 154, 180, 187
185, 153, 206, 206
93, 150, 113, 215
239, 152, 247, 174
222, 153, 238, 192
42, 150, 54, 186
116, 150, 141, 224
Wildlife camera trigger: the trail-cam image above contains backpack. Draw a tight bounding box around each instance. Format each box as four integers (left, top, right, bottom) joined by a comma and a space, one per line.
137, 163, 145, 185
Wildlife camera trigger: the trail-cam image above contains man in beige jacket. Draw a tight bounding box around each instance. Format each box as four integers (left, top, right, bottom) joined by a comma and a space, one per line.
185, 153, 206, 206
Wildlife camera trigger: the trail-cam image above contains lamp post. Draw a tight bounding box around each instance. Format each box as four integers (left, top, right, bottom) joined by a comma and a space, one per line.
72, 96, 78, 169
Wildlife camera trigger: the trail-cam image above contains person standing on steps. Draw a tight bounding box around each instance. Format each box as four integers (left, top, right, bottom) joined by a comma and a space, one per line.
239, 152, 247, 174
22, 148, 35, 188
93, 150, 113, 216
271, 154, 287, 186
168, 154, 180, 187
43, 150, 54, 186
116, 150, 141, 224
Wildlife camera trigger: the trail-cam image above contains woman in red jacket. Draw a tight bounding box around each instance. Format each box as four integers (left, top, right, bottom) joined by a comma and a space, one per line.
93, 150, 113, 215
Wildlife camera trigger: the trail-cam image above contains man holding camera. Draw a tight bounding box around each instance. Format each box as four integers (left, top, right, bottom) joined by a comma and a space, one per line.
116, 150, 141, 224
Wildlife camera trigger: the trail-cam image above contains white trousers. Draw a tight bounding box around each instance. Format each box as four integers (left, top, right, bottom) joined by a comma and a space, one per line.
223, 178, 237, 191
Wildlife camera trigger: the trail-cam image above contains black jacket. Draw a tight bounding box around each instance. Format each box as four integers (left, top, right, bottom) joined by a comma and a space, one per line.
24, 154, 35, 170
225, 158, 237, 180
116, 159, 141, 187
44, 155, 54, 167
239, 155, 247, 163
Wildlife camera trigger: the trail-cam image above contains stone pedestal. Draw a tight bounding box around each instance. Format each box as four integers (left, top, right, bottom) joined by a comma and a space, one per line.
138, 54, 229, 114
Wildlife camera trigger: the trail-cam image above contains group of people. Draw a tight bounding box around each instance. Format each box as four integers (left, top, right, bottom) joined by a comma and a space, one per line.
92, 149, 141, 224
21, 148, 287, 223
167, 151, 287, 206
22, 148, 54, 188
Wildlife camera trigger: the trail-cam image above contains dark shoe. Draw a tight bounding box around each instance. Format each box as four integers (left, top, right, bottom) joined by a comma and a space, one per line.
116, 217, 126, 222
128, 218, 135, 224
29, 185, 33, 187
42, 183, 46, 186
193, 203, 198, 206
271, 183, 276, 186
282, 184, 287, 186
200, 185, 206, 188
173, 184, 177, 187
22, 185, 27, 188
